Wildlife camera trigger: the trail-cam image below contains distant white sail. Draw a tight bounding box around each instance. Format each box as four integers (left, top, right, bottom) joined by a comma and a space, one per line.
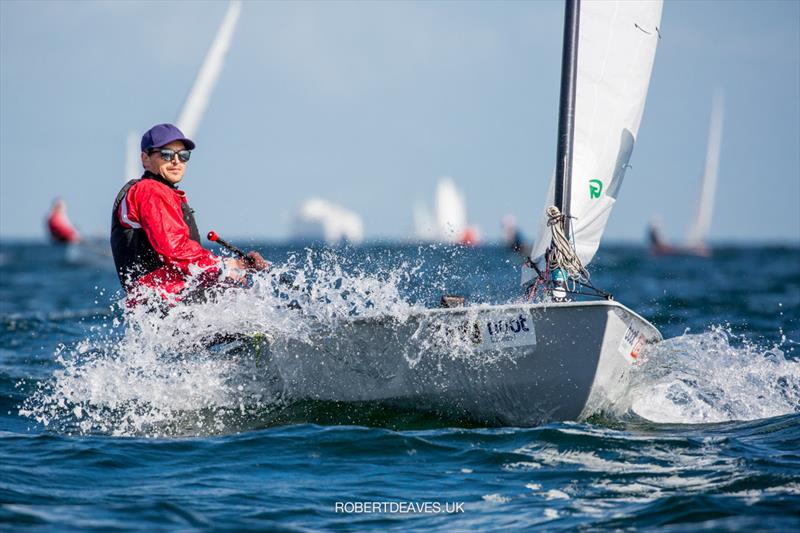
124, 130, 139, 180
291, 198, 364, 244
435, 177, 467, 243
686, 91, 724, 247
176, 0, 242, 139
529, 0, 663, 268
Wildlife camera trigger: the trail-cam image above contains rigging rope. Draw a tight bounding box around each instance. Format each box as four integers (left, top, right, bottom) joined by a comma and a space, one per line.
546, 205, 590, 285
525, 206, 613, 301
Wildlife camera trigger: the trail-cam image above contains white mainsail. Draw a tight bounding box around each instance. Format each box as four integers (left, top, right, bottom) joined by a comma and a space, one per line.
686, 91, 724, 247
528, 0, 663, 272
435, 178, 468, 242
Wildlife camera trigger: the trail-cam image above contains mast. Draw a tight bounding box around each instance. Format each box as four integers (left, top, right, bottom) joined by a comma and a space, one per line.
554, 0, 580, 238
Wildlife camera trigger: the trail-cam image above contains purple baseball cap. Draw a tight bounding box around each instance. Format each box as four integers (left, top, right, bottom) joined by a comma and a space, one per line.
140, 123, 196, 152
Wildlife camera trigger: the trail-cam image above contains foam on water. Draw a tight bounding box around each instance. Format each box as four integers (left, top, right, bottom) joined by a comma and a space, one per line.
20, 250, 423, 436
624, 326, 800, 423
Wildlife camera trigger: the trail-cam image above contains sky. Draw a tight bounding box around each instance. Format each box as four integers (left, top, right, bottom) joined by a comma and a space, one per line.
1, 0, 798, 244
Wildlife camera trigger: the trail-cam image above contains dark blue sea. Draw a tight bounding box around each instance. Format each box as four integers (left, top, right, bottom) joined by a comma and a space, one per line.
1, 241, 798, 531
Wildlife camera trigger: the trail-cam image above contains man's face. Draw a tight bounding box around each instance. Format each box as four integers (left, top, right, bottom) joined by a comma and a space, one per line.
142, 140, 189, 185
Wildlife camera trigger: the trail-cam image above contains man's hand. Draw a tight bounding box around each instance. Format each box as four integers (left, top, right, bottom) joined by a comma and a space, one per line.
244, 251, 270, 271
221, 252, 269, 285
224, 252, 270, 272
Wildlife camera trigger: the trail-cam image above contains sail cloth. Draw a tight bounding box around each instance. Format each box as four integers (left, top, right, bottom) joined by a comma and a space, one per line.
686, 90, 724, 247
177, 0, 242, 139
435, 178, 468, 242
526, 1, 663, 278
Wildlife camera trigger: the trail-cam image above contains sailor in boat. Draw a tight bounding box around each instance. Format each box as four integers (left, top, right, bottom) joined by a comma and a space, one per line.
501, 214, 526, 254
647, 218, 673, 255
110, 123, 268, 306
47, 198, 80, 244
647, 217, 711, 257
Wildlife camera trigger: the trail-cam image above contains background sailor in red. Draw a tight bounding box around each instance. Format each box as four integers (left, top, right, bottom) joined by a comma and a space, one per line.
46, 198, 80, 244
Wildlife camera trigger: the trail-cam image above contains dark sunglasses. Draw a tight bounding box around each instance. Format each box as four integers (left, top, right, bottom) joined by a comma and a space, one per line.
148, 148, 191, 163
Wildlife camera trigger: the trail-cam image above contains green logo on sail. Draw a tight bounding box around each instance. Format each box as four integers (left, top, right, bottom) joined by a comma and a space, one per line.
589, 179, 603, 199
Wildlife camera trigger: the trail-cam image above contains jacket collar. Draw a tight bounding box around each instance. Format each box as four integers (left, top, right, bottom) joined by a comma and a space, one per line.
142, 170, 178, 189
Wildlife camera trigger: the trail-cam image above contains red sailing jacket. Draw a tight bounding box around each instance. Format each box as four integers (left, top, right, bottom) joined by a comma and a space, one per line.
113, 175, 220, 298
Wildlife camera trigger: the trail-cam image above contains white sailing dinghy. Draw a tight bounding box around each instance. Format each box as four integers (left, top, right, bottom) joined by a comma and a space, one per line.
256, 0, 664, 425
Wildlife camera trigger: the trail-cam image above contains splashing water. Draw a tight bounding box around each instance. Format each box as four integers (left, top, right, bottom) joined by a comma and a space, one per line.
21, 250, 425, 436
624, 326, 799, 424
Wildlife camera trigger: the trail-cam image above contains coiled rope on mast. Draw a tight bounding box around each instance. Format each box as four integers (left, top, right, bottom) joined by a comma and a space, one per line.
546, 205, 589, 285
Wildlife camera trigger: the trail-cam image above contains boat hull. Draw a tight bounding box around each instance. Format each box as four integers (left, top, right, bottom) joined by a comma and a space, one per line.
257, 300, 661, 426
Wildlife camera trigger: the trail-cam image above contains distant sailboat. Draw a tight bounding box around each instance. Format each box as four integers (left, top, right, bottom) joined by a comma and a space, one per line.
46, 198, 80, 244
649, 91, 724, 257
501, 214, 527, 254
291, 198, 364, 244
435, 178, 467, 242
46, 198, 111, 263
414, 177, 480, 245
